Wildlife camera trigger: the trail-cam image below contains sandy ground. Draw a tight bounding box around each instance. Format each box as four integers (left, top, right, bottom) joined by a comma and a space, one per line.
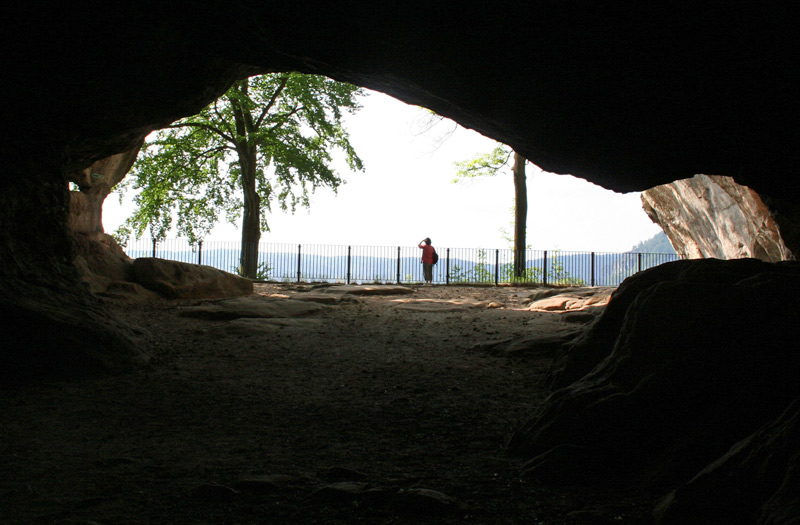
1, 283, 651, 524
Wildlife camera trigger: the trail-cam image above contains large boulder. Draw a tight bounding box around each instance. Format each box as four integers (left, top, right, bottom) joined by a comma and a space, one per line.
70, 233, 252, 302
132, 257, 253, 299
654, 398, 800, 524
71, 231, 135, 294
508, 259, 800, 496
642, 174, 795, 261
0, 283, 149, 381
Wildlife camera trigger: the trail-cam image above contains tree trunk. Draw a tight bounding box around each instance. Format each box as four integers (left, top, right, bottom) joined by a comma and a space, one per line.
513, 151, 527, 278
239, 146, 261, 279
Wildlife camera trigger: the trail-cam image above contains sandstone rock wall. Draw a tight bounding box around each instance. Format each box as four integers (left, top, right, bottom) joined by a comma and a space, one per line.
68, 142, 142, 234
642, 174, 795, 262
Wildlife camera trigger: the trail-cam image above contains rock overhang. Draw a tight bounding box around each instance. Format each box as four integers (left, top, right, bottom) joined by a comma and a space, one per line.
6, 3, 799, 201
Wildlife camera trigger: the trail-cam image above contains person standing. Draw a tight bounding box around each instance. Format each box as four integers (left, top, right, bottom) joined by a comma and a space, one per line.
418, 237, 436, 284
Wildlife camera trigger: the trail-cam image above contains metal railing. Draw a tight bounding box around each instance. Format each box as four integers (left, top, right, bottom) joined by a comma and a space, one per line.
123, 238, 680, 287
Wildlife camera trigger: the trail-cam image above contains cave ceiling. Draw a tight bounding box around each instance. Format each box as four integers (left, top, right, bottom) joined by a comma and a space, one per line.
7, 3, 799, 200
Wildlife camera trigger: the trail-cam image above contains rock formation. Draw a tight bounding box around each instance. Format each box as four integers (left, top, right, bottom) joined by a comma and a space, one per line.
642, 174, 795, 261
64, 143, 253, 302
653, 398, 800, 524
3, 4, 800, 522
68, 142, 143, 234
508, 258, 800, 519
131, 257, 253, 300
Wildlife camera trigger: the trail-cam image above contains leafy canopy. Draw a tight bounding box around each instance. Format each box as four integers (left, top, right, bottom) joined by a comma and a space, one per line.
452, 143, 512, 182
116, 72, 365, 244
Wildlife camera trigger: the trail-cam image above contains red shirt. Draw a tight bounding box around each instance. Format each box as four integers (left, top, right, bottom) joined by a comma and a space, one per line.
419, 243, 435, 264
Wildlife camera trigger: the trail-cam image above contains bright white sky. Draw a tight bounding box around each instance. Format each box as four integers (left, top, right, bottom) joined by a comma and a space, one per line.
104, 89, 663, 252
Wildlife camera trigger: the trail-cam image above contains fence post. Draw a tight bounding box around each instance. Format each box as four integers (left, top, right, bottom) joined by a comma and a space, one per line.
542, 250, 548, 286
197, 240, 203, 266
637, 252, 642, 273
152, 238, 157, 258
296, 244, 302, 283
590, 252, 595, 287
346, 246, 352, 284
396, 247, 401, 284
495, 249, 500, 285
446, 248, 450, 285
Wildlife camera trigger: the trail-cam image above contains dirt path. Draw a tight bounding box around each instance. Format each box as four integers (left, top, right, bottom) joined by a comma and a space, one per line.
1, 284, 648, 524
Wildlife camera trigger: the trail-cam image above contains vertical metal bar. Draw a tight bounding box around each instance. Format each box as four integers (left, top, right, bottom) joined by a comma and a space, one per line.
152, 238, 157, 258
495, 249, 500, 285
297, 244, 302, 283
347, 246, 352, 284
396, 246, 401, 284
446, 248, 450, 285
638, 252, 642, 273
542, 250, 548, 286
198, 240, 203, 266
591, 252, 595, 287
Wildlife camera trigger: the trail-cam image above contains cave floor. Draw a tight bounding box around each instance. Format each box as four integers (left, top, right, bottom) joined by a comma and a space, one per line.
1, 284, 653, 524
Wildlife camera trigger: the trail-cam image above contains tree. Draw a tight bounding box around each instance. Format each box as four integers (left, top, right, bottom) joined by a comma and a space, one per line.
118, 72, 365, 278
454, 144, 528, 278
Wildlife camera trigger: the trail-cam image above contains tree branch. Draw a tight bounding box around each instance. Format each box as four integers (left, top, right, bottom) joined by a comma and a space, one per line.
168, 121, 234, 144
266, 106, 305, 135
212, 99, 235, 138
255, 74, 290, 129
196, 145, 229, 161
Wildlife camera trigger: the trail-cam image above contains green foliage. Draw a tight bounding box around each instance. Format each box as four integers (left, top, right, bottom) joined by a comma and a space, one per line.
447, 263, 467, 283
500, 264, 542, 283
452, 144, 512, 182
546, 252, 586, 286
472, 249, 494, 283
234, 261, 272, 280
448, 249, 494, 283
112, 224, 132, 247
497, 250, 585, 286
445, 248, 585, 286
116, 72, 365, 244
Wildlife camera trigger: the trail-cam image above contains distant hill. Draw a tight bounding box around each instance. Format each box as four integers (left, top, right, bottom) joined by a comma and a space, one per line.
629, 231, 675, 254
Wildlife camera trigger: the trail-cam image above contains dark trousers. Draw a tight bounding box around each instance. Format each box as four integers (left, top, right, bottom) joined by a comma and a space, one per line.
423, 263, 433, 283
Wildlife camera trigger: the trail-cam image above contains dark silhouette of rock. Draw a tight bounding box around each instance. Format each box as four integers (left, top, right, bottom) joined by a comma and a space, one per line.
191, 482, 240, 502
310, 481, 392, 507
0, 285, 150, 381
474, 330, 584, 358
233, 474, 307, 494
309, 482, 458, 517
318, 466, 370, 482
392, 487, 458, 516
508, 258, 800, 511
653, 399, 800, 524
